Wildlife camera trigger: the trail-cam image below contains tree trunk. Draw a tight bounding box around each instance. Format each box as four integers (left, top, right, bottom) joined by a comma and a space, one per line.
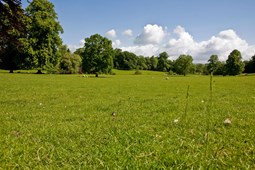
36, 70, 43, 74
9, 69, 14, 73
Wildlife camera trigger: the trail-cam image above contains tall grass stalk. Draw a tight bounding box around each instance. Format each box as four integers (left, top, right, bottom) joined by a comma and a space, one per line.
184, 85, 190, 123
205, 72, 213, 158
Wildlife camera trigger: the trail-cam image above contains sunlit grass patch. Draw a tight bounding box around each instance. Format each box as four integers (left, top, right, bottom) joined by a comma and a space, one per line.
0, 73, 254, 169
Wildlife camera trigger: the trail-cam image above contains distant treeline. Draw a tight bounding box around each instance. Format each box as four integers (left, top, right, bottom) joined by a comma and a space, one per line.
1, 0, 254, 75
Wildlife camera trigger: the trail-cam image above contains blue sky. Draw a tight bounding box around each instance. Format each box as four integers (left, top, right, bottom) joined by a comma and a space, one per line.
22, 0, 255, 62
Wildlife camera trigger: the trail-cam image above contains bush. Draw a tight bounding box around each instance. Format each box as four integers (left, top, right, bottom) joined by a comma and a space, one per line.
134, 70, 142, 75
59, 53, 82, 74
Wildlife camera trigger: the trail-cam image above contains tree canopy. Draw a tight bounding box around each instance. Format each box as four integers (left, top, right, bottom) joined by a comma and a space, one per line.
81, 34, 114, 77
25, 0, 63, 73
0, 0, 28, 72
225, 49, 244, 75
174, 55, 193, 76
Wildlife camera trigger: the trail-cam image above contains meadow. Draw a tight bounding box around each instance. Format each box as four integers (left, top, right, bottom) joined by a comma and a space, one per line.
0, 70, 254, 169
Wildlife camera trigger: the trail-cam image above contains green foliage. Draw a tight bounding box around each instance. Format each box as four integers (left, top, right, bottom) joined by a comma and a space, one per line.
25, 0, 63, 72
194, 63, 205, 74
114, 49, 138, 70
134, 69, 142, 75
225, 49, 244, 75
148, 56, 158, 71
244, 55, 255, 73
157, 52, 170, 72
174, 54, 193, 76
0, 0, 28, 72
0, 73, 255, 169
59, 45, 81, 74
207, 55, 220, 73
82, 34, 114, 76
206, 55, 226, 75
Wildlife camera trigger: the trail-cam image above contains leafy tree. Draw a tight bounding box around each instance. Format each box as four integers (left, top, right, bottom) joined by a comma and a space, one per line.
0, 0, 28, 73
25, 0, 63, 74
74, 47, 85, 56
214, 61, 226, 75
207, 55, 221, 74
149, 56, 158, 71
137, 56, 148, 70
244, 55, 255, 73
114, 50, 138, 70
174, 55, 193, 76
59, 45, 81, 74
82, 34, 114, 77
195, 63, 205, 75
157, 52, 170, 72
225, 49, 244, 75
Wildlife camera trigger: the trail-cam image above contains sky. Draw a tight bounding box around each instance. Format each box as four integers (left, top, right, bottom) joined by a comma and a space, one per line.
21, 0, 255, 63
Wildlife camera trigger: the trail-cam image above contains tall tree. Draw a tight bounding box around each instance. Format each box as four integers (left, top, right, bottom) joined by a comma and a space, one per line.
244, 55, 255, 73
59, 45, 81, 74
225, 49, 244, 75
157, 52, 170, 72
207, 55, 221, 74
0, 0, 28, 73
174, 55, 193, 76
82, 34, 114, 77
25, 0, 63, 74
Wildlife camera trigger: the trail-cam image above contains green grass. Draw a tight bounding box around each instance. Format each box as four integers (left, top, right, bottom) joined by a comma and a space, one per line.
0, 72, 254, 169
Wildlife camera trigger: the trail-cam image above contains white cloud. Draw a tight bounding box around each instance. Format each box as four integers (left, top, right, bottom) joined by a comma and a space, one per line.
67, 39, 85, 52
123, 29, 133, 36
122, 44, 160, 57
112, 39, 121, 48
134, 24, 166, 45
106, 29, 117, 38
79, 39, 85, 46
120, 25, 255, 63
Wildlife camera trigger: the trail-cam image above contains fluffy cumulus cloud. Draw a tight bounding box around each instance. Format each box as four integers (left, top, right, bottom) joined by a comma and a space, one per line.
134, 24, 166, 45
123, 29, 133, 37
106, 29, 117, 38
120, 25, 255, 62
122, 44, 160, 57
79, 39, 85, 46
112, 39, 121, 48
67, 39, 85, 52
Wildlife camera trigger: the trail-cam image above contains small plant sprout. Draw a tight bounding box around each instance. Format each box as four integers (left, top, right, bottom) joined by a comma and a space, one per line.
224, 118, 232, 125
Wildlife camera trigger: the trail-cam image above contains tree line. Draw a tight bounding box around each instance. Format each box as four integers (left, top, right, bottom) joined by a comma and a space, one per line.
1, 0, 255, 76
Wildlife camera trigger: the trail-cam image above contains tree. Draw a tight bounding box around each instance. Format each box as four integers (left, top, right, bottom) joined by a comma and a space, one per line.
25, 0, 63, 74
225, 49, 244, 75
137, 56, 147, 70
207, 55, 221, 74
174, 55, 193, 76
59, 45, 81, 74
0, 0, 28, 73
114, 50, 138, 70
148, 56, 158, 71
195, 63, 205, 75
82, 34, 114, 77
244, 55, 255, 73
157, 52, 170, 72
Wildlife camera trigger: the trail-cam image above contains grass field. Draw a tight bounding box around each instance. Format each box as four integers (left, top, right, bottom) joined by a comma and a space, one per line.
0, 70, 254, 169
